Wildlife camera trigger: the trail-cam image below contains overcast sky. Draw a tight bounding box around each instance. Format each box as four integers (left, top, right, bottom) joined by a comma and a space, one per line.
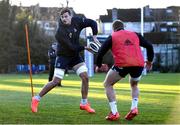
10, 0, 180, 19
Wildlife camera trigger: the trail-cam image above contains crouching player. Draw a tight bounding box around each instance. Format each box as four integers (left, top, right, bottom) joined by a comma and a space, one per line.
96, 20, 154, 121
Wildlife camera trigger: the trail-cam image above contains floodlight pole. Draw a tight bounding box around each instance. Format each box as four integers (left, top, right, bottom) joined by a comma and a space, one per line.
85, 36, 94, 77
25, 24, 34, 97
141, 7, 144, 36
141, 6, 147, 75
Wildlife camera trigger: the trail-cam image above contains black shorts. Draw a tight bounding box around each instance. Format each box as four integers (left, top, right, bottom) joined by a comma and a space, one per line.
112, 66, 144, 78
55, 55, 83, 69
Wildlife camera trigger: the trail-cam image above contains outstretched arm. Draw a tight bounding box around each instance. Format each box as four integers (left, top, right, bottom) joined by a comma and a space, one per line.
137, 33, 154, 70
96, 36, 112, 68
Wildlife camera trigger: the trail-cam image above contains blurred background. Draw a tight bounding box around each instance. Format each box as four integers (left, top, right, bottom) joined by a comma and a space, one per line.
0, 0, 179, 73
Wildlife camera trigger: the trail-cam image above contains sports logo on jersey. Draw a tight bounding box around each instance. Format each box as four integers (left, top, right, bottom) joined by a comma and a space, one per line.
57, 62, 61, 67
82, 18, 85, 22
69, 33, 72, 38
74, 28, 77, 32
124, 39, 133, 46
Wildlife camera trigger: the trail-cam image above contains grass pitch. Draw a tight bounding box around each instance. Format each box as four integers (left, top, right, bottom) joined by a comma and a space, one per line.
0, 73, 179, 124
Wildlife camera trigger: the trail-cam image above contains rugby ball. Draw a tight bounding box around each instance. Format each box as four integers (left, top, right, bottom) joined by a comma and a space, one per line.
89, 41, 101, 53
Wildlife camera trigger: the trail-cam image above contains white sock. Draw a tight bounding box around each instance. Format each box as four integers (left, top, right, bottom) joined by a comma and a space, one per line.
131, 98, 138, 110
109, 101, 118, 115
34, 95, 41, 101
81, 99, 87, 105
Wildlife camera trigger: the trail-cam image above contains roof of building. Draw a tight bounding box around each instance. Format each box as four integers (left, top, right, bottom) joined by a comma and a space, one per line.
100, 6, 180, 23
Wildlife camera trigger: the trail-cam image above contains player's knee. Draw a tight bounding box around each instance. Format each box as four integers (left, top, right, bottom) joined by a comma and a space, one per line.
80, 73, 89, 83
51, 78, 61, 86
130, 77, 140, 87
130, 81, 138, 88
131, 83, 138, 87
76, 64, 88, 76
103, 81, 111, 88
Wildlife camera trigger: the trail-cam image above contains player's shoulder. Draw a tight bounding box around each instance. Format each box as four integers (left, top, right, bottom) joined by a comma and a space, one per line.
72, 16, 82, 20
72, 16, 85, 23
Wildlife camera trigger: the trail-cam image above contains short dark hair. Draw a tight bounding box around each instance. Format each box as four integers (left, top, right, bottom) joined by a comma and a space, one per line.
112, 20, 124, 31
59, 7, 72, 16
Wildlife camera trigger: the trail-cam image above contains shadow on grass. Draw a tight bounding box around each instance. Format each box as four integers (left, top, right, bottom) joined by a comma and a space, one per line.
0, 79, 179, 96
0, 89, 121, 124
0, 88, 178, 124
0, 73, 179, 124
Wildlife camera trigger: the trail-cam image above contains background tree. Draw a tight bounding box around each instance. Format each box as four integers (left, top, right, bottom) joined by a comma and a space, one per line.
14, 7, 53, 67
0, 0, 17, 73
0, 0, 53, 73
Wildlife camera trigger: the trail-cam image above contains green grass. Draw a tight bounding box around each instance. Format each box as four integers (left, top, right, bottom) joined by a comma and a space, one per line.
0, 73, 179, 124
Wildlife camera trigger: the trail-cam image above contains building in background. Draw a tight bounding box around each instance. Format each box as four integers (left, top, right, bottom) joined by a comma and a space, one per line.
98, 6, 180, 72
16, 4, 180, 72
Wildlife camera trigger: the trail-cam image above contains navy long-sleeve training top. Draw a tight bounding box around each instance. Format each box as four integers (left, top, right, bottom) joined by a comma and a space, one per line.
55, 17, 98, 57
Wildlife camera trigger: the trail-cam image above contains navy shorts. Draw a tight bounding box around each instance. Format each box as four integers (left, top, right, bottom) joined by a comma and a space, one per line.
112, 66, 144, 78
55, 55, 84, 69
